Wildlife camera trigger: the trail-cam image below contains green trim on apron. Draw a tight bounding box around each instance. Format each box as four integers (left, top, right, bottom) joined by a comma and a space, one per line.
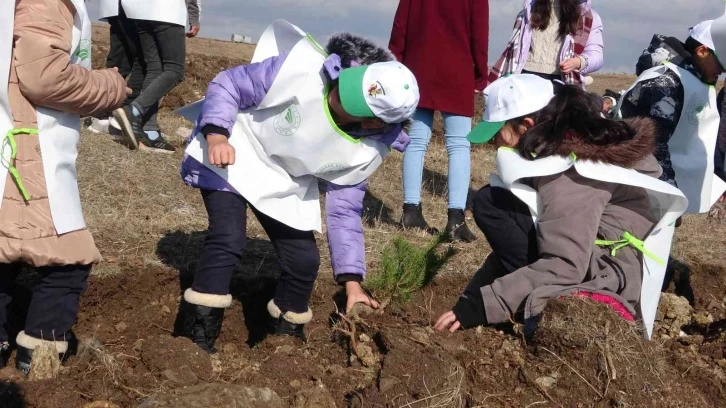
3, 128, 39, 201
595, 231, 665, 266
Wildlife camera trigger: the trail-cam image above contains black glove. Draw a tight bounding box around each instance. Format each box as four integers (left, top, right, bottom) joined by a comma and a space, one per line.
452, 291, 487, 329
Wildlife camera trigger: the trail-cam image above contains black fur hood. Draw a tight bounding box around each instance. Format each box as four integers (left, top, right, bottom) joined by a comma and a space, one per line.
324, 33, 411, 131
325, 33, 396, 69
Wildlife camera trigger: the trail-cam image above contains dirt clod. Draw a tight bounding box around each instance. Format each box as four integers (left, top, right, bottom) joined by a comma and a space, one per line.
83, 402, 120, 408
141, 336, 212, 383
655, 293, 692, 337
292, 381, 337, 408
138, 383, 284, 408
161, 368, 199, 386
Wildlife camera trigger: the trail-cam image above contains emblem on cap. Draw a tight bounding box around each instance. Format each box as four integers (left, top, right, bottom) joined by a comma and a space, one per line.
368, 82, 386, 98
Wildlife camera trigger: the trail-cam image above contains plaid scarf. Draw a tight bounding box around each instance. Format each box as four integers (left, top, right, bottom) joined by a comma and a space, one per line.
487, 11, 525, 84
488, 9, 594, 86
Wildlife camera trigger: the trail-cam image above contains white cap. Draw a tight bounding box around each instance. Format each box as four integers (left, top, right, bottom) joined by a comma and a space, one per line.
467, 74, 555, 144
708, 13, 726, 67
690, 20, 716, 51
339, 61, 420, 124
691, 15, 726, 68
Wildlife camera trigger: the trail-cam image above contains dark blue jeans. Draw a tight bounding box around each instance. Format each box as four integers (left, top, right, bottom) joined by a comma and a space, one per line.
192, 190, 321, 314
0, 264, 90, 342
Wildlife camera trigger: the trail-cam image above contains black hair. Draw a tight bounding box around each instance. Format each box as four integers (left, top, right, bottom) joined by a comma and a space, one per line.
684, 36, 705, 57
530, 0, 582, 40
518, 84, 636, 160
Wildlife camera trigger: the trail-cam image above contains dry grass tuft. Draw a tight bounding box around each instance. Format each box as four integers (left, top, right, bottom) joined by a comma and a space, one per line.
532, 297, 672, 402
399, 365, 467, 408
28, 342, 61, 381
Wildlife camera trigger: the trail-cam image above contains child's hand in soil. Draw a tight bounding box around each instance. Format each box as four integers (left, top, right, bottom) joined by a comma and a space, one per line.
345, 281, 379, 313
207, 134, 236, 168
434, 311, 461, 332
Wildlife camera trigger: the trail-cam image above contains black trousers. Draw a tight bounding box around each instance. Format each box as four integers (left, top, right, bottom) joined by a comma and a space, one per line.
472, 185, 538, 274
125, 18, 186, 132
192, 190, 321, 314
0, 264, 90, 342
105, 10, 137, 79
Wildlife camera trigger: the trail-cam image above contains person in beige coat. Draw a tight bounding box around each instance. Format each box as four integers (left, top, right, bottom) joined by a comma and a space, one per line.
436, 75, 669, 333
0, 0, 127, 374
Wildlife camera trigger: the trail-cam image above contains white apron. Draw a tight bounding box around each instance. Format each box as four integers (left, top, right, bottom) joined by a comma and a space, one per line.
616, 62, 726, 213
121, 0, 187, 27
0, 0, 91, 235
98, 0, 119, 20
180, 20, 389, 232
490, 148, 688, 339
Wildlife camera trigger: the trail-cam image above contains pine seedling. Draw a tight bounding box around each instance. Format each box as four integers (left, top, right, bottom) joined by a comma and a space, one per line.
366, 234, 455, 304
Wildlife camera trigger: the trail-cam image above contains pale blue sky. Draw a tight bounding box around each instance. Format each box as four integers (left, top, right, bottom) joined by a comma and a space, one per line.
88, 0, 726, 73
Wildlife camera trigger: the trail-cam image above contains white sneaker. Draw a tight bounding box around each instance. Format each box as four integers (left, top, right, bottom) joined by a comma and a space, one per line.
87, 117, 110, 134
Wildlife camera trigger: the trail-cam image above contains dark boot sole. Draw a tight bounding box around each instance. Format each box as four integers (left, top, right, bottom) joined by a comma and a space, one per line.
112, 108, 139, 150
138, 144, 176, 154
401, 225, 440, 236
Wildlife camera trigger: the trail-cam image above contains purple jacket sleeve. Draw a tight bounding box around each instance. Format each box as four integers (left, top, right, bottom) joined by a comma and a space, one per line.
580, 11, 604, 75
197, 53, 287, 135
325, 181, 367, 280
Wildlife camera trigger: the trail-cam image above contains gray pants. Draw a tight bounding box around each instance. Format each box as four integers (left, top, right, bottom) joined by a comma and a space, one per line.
124, 17, 186, 131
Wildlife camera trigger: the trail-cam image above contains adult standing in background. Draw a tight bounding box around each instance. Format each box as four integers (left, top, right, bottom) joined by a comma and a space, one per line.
109, 0, 201, 153
87, 0, 140, 134
389, 0, 488, 242
489, 0, 603, 86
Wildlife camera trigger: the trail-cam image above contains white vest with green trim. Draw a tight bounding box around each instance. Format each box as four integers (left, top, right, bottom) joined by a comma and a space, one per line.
616, 62, 726, 213
180, 20, 390, 232
490, 148, 688, 339
0, 0, 91, 235
101, 0, 188, 26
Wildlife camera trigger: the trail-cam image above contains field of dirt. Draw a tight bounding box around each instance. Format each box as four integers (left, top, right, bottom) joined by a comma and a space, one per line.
1, 26, 726, 407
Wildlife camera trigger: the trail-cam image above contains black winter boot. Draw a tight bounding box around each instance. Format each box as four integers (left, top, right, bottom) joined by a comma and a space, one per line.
15, 331, 78, 376
401, 204, 439, 235
180, 289, 232, 354
267, 300, 310, 342
0, 342, 9, 369
444, 209, 477, 243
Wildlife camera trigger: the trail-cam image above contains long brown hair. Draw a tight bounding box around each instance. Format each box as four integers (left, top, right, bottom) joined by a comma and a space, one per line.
530, 0, 582, 40
519, 84, 636, 161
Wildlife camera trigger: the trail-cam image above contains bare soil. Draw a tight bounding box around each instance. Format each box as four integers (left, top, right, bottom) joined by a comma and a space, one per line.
1, 25, 725, 408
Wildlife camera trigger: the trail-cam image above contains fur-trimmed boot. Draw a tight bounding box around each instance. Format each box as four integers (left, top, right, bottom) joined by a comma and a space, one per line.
15, 331, 77, 376
0, 341, 9, 369
180, 289, 232, 354
267, 300, 311, 342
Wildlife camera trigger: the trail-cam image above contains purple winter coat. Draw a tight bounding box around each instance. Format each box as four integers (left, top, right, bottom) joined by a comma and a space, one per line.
180, 41, 409, 282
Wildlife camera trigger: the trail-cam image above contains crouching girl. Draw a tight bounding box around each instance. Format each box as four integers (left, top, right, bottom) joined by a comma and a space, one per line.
176, 20, 419, 352
435, 75, 687, 338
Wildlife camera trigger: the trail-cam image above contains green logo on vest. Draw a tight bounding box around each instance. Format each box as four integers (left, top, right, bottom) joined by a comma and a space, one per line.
273, 105, 301, 136
687, 103, 707, 125
74, 40, 91, 61
317, 163, 346, 175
